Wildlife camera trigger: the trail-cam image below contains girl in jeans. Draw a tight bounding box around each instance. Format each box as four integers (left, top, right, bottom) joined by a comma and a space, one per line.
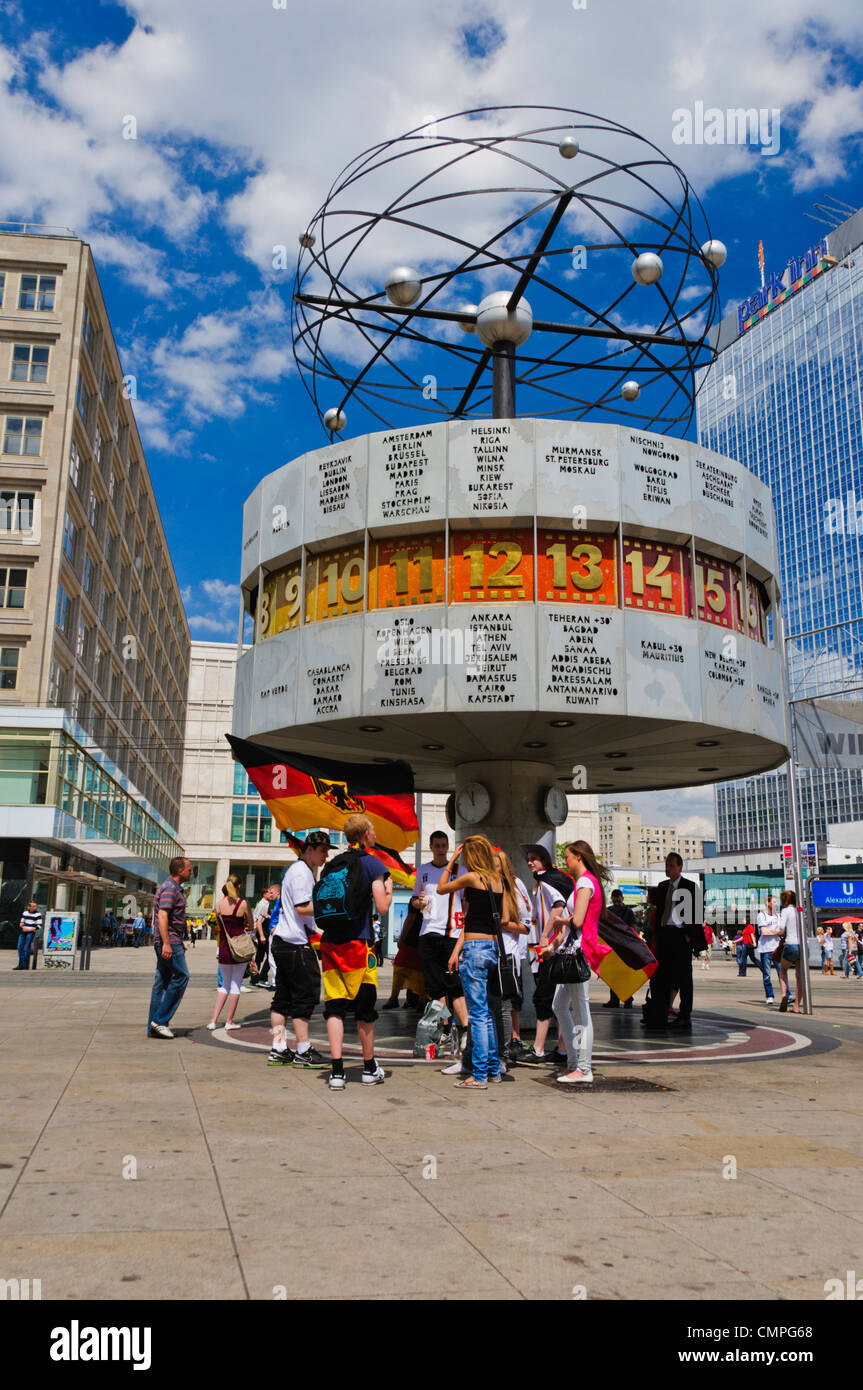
545, 840, 611, 1085
438, 836, 516, 1090
777, 890, 803, 1013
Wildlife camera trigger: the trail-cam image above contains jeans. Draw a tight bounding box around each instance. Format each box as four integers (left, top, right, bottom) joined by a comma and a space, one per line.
147, 940, 189, 1031
17, 932, 34, 969
133, 927, 144, 948
553, 980, 593, 1074
459, 940, 499, 1081
737, 943, 758, 975
758, 948, 784, 999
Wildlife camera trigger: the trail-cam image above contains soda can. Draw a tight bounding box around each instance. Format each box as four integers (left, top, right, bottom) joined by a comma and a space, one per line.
424, 1043, 436, 1060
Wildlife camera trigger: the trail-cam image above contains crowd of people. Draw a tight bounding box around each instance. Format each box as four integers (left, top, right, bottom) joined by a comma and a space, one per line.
142, 828, 763, 1089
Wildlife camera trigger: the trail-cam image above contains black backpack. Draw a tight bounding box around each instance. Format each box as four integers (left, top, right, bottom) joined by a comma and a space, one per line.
312, 849, 370, 943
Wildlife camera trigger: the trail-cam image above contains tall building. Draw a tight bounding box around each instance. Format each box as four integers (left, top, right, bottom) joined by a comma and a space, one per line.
697, 208, 863, 851
0, 226, 189, 941
598, 801, 703, 868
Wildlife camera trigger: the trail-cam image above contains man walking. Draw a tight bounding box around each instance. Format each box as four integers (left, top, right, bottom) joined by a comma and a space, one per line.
755, 894, 783, 1003
147, 856, 192, 1039
14, 900, 42, 970
318, 814, 392, 1091
253, 884, 279, 986
268, 837, 330, 1069
644, 853, 700, 1032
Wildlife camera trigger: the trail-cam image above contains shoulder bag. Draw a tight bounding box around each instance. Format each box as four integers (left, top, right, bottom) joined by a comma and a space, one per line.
218, 910, 256, 964
548, 925, 591, 984
485, 885, 520, 999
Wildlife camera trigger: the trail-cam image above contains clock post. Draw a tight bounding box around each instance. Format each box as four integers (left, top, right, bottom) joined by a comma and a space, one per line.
453, 760, 561, 888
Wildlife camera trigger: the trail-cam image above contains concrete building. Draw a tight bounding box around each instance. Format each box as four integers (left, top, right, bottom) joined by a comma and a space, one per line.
0, 226, 189, 942
598, 801, 703, 869
698, 206, 863, 851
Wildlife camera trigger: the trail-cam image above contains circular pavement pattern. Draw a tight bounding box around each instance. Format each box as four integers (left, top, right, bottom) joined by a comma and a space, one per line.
190, 1003, 836, 1066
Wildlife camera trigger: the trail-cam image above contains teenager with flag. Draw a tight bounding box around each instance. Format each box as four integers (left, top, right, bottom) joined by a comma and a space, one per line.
316, 814, 392, 1091
521, 845, 574, 1065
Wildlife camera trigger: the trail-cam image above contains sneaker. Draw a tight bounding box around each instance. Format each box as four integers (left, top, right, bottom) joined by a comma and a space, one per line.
361, 1064, 385, 1085
440, 1060, 466, 1075
551, 1050, 568, 1067
267, 1048, 295, 1065
327, 1072, 346, 1090
224, 1021, 241, 1031
239, 985, 253, 993
765, 997, 775, 1005
557, 1070, 594, 1085
149, 1023, 174, 1039
291, 1046, 329, 1069
380, 999, 400, 1010
518, 1046, 548, 1065
505, 1039, 527, 1062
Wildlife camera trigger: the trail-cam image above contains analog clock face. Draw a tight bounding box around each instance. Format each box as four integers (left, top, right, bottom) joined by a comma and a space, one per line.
455, 781, 491, 825
544, 786, 569, 827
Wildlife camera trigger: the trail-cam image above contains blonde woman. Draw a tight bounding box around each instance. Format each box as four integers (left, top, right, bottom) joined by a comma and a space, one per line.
438, 836, 512, 1090
208, 875, 254, 1031
496, 849, 532, 1060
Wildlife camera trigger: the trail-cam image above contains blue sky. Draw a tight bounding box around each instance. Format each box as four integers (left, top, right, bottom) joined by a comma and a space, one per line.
3, 0, 863, 836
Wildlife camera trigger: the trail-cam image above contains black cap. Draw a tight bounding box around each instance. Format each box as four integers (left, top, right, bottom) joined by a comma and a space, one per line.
521, 843, 552, 869
304, 831, 332, 850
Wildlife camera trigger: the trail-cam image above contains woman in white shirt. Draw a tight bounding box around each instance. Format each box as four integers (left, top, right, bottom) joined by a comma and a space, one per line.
777, 889, 802, 1013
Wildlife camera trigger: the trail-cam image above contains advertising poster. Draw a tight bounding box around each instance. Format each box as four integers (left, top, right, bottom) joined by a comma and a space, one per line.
43, 911, 79, 969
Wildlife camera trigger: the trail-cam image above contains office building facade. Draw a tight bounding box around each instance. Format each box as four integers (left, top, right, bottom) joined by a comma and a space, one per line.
598, 801, 703, 869
0, 227, 189, 940
697, 208, 863, 851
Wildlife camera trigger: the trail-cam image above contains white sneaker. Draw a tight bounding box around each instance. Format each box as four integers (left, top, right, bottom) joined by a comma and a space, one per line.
224, 1021, 241, 1031
239, 985, 253, 993
361, 1064, 385, 1085
765, 997, 774, 1005
206, 1022, 217, 1030
328, 1072, 346, 1090
440, 1060, 465, 1076
149, 1023, 174, 1039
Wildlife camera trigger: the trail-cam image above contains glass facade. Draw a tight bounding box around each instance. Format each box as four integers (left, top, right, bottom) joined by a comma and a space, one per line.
697, 228, 863, 850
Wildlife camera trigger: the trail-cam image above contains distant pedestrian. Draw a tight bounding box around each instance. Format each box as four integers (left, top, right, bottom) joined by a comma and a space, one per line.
841, 921, 862, 980
253, 885, 279, 986
603, 889, 636, 1007
132, 911, 146, 948
147, 856, 192, 1039
822, 927, 835, 975
14, 900, 42, 970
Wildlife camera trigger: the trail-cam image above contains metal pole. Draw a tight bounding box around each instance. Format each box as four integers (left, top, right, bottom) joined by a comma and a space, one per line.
777, 597, 813, 1014
492, 343, 515, 418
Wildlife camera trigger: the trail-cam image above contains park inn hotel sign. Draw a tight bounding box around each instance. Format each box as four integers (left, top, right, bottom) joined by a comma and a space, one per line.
235, 418, 789, 797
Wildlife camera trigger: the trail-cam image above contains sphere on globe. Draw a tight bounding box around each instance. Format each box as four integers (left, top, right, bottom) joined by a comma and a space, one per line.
298, 230, 315, 249
559, 136, 580, 158
701, 239, 728, 269
459, 304, 479, 333
621, 380, 640, 401
475, 292, 533, 347
632, 252, 663, 286
385, 267, 422, 307
323, 407, 346, 433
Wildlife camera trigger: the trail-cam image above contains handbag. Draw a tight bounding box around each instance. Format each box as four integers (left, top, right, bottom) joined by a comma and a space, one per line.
548, 927, 591, 984
771, 933, 786, 964
218, 911, 256, 964
485, 886, 520, 1000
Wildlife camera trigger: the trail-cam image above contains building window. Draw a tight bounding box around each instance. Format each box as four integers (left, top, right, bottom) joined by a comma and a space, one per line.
82, 551, 92, 596
18, 274, 56, 311
0, 490, 35, 533
0, 648, 19, 689
0, 272, 4, 307
3, 416, 43, 456
56, 584, 71, 636
48, 659, 66, 705
0, 567, 27, 608
82, 305, 95, 356
88, 489, 99, 529
75, 376, 87, 422
62, 512, 77, 563
69, 441, 81, 488
76, 618, 88, 660
11, 344, 50, 383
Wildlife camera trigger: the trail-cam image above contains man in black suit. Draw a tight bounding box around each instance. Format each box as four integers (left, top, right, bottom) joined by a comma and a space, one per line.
642, 853, 701, 1032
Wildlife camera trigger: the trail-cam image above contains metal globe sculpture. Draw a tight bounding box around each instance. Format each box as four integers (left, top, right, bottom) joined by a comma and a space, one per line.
292, 106, 723, 437
323, 406, 346, 433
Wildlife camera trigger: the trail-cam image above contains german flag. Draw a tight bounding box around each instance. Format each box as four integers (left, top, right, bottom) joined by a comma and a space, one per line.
587, 910, 658, 1003
321, 939, 378, 1001
226, 735, 419, 853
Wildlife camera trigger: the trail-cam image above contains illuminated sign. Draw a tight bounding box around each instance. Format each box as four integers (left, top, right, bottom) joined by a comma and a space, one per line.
737, 238, 832, 334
